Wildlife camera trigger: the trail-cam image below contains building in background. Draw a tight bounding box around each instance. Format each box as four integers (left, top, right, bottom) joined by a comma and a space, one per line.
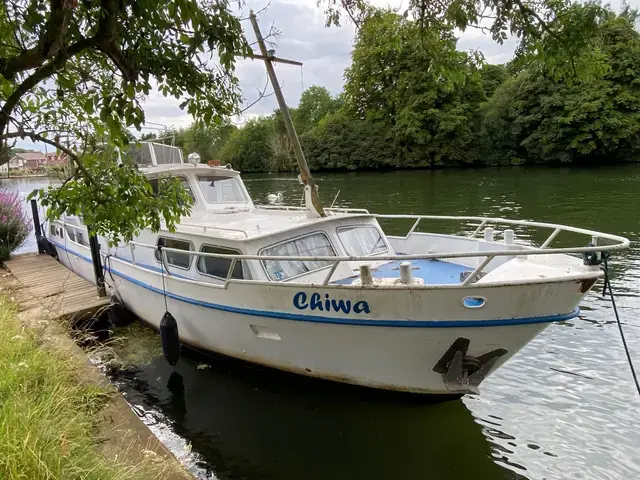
7, 152, 45, 172
43, 153, 69, 167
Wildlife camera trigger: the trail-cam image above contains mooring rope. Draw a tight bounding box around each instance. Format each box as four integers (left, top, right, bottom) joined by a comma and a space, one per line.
158, 245, 169, 313
602, 255, 640, 397
102, 254, 115, 289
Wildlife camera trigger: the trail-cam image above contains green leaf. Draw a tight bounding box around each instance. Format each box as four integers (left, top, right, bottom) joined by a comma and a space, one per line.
83, 97, 94, 115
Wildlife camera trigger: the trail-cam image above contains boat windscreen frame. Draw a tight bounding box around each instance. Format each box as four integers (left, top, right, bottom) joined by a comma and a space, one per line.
258, 230, 338, 282
336, 224, 389, 257
196, 174, 250, 205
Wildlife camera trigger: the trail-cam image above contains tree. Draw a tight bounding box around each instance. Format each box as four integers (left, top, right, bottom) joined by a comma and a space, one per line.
184, 121, 237, 162
479, 10, 640, 165
479, 64, 510, 98
293, 86, 342, 135
344, 10, 485, 166
139, 132, 157, 141
1, 0, 248, 243
219, 117, 275, 172
476, 77, 524, 165
300, 110, 397, 170
324, 0, 609, 81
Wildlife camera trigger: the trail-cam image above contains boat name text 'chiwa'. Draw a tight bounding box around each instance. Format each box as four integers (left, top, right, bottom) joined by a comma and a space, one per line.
293, 292, 371, 314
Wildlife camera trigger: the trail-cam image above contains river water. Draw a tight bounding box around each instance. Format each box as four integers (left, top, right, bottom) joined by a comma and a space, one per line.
3, 166, 640, 480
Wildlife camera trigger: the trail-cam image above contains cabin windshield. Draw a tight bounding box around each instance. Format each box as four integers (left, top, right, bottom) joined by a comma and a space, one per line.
337, 226, 388, 256
148, 176, 195, 203
197, 175, 248, 204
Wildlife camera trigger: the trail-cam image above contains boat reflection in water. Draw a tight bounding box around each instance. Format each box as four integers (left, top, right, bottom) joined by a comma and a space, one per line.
114, 350, 525, 480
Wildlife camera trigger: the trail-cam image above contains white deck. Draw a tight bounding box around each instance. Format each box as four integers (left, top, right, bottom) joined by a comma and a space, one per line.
177, 209, 373, 241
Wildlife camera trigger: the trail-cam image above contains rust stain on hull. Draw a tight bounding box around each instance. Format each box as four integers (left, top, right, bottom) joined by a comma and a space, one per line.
579, 278, 598, 293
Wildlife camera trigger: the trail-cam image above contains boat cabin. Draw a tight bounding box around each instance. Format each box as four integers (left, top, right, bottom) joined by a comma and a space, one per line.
91, 154, 398, 286
52, 142, 494, 288
138, 168, 389, 283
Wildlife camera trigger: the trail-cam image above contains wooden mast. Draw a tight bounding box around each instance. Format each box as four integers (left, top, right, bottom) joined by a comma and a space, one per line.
249, 11, 326, 217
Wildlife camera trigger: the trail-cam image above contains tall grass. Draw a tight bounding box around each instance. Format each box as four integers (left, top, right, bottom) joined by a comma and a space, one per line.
0, 294, 156, 479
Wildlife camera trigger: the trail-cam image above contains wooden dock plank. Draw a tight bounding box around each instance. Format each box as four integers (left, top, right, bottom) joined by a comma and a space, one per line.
4, 253, 109, 319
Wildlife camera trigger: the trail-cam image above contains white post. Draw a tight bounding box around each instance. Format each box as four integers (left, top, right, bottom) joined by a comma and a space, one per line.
399, 262, 413, 284
360, 265, 373, 285
504, 229, 514, 245
484, 227, 495, 242
129, 243, 136, 266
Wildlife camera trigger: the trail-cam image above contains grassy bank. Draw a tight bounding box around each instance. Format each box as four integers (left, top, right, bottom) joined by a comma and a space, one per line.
0, 294, 155, 479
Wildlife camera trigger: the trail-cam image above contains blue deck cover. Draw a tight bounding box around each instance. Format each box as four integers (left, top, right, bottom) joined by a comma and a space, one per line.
331, 259, 472, 285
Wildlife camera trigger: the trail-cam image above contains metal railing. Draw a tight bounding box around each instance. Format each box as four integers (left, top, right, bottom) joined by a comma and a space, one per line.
54, 215, 630, 290
373, 214, 628, 244
257, 205, 370, 214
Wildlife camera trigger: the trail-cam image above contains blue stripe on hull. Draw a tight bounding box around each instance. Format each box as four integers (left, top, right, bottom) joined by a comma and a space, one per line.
49, 239, 580, 328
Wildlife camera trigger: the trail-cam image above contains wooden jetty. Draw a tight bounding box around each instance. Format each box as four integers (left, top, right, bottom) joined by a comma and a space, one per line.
3, 252, 109, 320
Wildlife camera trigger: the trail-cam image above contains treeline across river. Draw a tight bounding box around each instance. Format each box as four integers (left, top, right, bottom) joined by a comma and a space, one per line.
152, 6, 640, 173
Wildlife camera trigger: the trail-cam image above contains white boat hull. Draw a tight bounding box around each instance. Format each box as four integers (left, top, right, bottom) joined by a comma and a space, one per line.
52, 239, 590, 394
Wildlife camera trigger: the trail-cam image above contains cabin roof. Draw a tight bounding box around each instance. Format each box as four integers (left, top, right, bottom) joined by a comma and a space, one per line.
174, 208, 373, 241
140, 163, 240, 176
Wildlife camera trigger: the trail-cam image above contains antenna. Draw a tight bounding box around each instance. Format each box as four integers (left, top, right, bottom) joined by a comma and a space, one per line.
330, 190, 341, 208
248, 11, 326, 218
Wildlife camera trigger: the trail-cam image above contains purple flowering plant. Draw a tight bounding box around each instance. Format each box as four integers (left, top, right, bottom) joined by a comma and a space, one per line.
0, 189, 31, 261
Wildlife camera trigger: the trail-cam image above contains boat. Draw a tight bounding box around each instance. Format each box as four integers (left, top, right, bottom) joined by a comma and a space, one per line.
39, 15, 630, 395
39, 140, 629, 395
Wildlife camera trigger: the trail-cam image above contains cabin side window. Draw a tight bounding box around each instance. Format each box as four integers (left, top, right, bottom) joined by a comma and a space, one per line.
260, 232, 336, 281
197, 175, 248, 204
65, 225, 76, 242
197, 245, 249, 280
155, 237, 194, 270
337, 226, 388, 256
65, 225, 88, 247
76, 230, 88, 247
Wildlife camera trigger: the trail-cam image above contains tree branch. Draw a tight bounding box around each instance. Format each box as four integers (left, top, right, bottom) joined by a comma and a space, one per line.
96, 0, 137, 82
235, 76, 276, 115
1, 0, 138, 136
0, 130, 98, 187
341, 0, 362, 27
512, 0, 559, 40
0, 36, 97, 136
0, 0, 75, 80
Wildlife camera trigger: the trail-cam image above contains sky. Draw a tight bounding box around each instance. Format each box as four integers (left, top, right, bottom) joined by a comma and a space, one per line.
14, 0, 636, 151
